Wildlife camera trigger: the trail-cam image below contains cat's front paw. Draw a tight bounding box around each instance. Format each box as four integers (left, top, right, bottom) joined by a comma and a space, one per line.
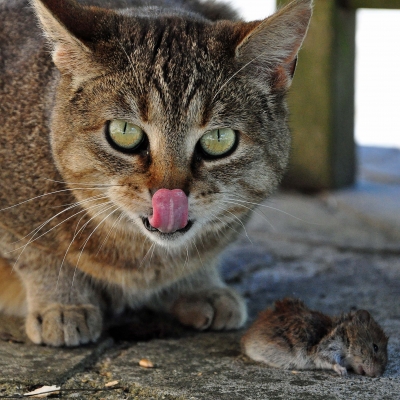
172, 287, 247, 330
26, 304, 102, 347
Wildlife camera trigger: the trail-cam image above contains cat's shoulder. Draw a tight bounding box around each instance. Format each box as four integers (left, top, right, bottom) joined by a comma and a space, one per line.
0, 0, 34, 19
0, 1, 43, 65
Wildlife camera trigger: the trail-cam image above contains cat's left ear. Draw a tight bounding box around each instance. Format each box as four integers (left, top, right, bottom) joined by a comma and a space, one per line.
31, 0, 114, 82
235, 0, 312, 89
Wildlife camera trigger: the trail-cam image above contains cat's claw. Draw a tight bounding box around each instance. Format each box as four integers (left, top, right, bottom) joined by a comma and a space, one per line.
172, 288, 247, 330
26, 304, 102, 347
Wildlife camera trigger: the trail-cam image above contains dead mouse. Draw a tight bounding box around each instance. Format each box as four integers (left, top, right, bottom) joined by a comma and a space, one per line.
241, 298, 388, 377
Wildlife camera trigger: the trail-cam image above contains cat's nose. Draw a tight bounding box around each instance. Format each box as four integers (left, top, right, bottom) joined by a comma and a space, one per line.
147, 157, 191, 196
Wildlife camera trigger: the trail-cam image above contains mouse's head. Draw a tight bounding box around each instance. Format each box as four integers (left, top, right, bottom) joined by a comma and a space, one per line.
346, 310, 388, 377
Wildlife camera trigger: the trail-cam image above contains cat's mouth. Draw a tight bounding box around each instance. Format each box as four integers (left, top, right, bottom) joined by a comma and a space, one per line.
142, 217, 193, 236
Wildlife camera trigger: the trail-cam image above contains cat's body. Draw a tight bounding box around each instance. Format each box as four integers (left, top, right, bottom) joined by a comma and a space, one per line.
0, 0, 312, 346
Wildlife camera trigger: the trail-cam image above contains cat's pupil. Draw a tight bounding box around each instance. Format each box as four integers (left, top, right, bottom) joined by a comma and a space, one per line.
198, 128, 236, 158
107, 120, 145, 152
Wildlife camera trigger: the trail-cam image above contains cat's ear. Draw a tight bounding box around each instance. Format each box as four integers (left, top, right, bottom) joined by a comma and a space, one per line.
31, 0, 113, 80
235, 0, 312, 89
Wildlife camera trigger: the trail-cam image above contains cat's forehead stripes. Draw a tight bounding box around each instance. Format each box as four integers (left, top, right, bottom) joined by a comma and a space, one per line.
114, 18, 243, 125
68, 15, 261, 136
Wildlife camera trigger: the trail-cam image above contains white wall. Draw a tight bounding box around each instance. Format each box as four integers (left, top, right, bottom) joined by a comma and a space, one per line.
355, 9, 400, 149
228, 0, 276, 20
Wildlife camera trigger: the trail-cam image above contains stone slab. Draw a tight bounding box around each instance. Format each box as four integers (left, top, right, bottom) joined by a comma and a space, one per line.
330, 181, 400, 241
89, 330, 400, 400
358, 146, 400, 185
327, 146, 400, 241
240, 191, 400, 252
0, 314, 113, 386
64, 245, 399, 400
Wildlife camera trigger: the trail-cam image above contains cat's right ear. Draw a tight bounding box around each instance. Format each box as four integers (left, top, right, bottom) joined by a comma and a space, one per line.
30, 0, 112, 81
235, 0, 312, 90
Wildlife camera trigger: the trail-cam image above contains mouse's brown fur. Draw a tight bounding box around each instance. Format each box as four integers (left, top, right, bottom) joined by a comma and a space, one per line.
242, 298, 388, 377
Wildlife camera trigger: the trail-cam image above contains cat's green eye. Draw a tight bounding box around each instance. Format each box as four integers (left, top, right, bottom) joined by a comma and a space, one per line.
108, 120, 144, 150
199, 128, 237, 157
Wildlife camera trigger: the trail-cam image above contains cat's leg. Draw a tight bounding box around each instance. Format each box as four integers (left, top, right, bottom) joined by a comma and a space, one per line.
150, 266, 247, 330
0, 255, 26, 316
13, 247, 102, 347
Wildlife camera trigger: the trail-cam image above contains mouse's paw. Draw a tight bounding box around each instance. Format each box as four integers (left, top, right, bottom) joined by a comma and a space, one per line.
26, 303, 102, 347
333, 363, 348, 377
172, 287, 247, 330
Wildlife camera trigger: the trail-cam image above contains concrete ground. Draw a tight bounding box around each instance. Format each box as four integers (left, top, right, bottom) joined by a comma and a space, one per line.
1, 146, 399, 399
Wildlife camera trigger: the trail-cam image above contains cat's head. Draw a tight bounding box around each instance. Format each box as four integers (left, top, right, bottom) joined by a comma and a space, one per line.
32, 0, 312, 248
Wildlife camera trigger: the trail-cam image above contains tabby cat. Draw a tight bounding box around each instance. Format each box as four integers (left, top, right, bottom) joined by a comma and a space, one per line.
0, 0, 312, 346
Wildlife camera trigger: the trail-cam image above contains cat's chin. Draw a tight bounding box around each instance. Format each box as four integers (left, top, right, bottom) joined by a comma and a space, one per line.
142, 217, 193, 234
140, 217, 195, 247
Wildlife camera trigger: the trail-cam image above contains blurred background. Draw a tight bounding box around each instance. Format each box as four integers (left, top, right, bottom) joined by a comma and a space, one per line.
230, 0, 400, 149
229, 0, 400, 190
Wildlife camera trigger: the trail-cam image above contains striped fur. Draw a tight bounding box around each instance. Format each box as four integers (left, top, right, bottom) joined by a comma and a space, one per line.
0, 0, 312, 346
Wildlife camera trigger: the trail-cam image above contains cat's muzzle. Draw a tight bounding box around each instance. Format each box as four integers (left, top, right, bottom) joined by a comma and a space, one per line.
142, 217, 193, 235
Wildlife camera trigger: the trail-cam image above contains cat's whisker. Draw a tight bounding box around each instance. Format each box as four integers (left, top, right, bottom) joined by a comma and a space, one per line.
198, 231, 206, 250
73, 200, 114, 239
49, 194, 109, 209
10, 200, 102, 275
9, 199, 112, 254
9, 194, 108, 246
207, 224, 224, 244
57, 202, 116, 290
96, 212, 124, 256
173, 245, 186, 275
221, 199, 275, 230
209, 209, 244, 238
11, 205, 112, 276
73, 209, 92, 238
191, 238, 211, 276
138, 243, 155, 269
42, 178, 123, 187
110, 211, 128, 249
224, 195, 320, 225
183, 244, 190, 271
70, 205, 121, 290
0, 187, 112, 213
212, 52, 265, 103
77, 205, 120, 255
141, 235, 150, 253
12, 201, 113, 280
148, 240, 157, 268
191, 239, 203, 267
215, 205, 253, 244
208, 209, 230, 227
203, 210, 245, 251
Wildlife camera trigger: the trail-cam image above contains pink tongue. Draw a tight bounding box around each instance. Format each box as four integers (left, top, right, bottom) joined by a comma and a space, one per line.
148, 189, 189, 233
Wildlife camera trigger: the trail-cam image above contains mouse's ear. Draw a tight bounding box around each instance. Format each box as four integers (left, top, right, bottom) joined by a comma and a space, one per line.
355, 310, 371, 324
